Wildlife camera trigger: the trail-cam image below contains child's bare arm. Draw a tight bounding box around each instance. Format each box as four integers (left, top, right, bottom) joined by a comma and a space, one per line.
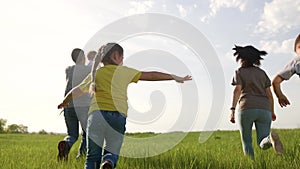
272, 75, 290, 107
58, 86, 85, 109
139, 71, 192, 83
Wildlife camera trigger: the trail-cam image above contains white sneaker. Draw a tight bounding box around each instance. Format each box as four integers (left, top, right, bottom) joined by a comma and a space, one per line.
270, 131, 284, 154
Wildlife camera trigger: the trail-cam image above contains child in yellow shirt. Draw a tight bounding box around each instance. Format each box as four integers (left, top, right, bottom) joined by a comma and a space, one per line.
58, 43, 192, 169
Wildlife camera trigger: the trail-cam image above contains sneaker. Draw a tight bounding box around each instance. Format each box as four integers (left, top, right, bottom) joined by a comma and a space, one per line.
101, 160, 113, 169
270, 131, 284, 154
57, 141, 70, 161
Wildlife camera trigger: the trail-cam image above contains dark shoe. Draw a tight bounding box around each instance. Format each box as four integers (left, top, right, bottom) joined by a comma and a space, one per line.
57, 141, 70, 161
101, 160, 113, 169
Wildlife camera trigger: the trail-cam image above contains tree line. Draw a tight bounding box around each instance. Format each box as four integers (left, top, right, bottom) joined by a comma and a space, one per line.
0, 118, 53, 134
0, 118, 28, 134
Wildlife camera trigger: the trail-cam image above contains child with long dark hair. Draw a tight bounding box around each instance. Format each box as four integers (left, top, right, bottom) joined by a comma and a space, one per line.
58, 43, 192, 169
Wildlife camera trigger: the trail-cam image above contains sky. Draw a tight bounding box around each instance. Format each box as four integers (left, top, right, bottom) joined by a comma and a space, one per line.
0, 0, 299, 133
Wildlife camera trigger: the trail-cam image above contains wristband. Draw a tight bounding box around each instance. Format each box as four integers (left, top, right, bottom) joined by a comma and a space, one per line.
230, 107, 235, 111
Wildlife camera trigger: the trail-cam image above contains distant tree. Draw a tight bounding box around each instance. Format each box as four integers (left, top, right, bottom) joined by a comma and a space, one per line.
6, 124, 19, 133
6, 124, 28, 134
38, 129, 48, 135
0, 118, 7, 133
18, 124, 28, 134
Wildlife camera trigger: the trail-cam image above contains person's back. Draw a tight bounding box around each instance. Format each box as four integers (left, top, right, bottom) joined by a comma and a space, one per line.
233, 66, 271, 112
65, 64, 91, 107
82, 64, 140, 116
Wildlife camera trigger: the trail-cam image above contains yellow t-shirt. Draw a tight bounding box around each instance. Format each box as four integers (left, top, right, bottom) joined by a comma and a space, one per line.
79, 65, 142, 116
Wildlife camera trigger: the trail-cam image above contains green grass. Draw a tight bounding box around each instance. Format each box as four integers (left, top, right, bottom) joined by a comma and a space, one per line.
0, 129, 299, 169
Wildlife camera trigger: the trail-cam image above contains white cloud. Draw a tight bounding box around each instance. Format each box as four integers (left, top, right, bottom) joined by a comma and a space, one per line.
128, 0, 154, 15
209, 0, 247, 16
256, 0, 300, 34
176, 4, 188, 17
259, 38, 294, 54
201, 0, 247, 22
175, 3, 198, 18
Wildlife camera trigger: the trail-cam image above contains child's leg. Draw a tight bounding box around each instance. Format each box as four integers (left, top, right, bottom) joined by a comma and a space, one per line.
102, 111, 126, 168
238, 109, 256, 159
76, 106, 89, 131
78, 128, 87, 156
254, 110, 272, 150
85, 137, 102, 169
85, 111, 104, 169
75, 107, 89, 156
102, 150, 119, 168
64, 107, 79, 147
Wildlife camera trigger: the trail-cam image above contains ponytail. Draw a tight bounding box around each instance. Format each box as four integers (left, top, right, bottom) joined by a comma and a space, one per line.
89, 43, 123, 96
89, 45, 105, 96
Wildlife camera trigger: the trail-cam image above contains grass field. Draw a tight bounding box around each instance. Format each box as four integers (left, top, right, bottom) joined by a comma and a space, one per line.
0, 129, 299, 169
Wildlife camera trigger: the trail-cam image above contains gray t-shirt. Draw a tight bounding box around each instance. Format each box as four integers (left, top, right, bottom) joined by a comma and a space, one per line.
278, 55, 300, 80
65, 64, 91, 107
232, 67, 271, 112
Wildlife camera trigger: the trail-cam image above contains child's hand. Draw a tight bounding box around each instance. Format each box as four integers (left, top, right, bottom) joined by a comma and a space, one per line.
230, 111, 235, 123
57, 102, 69, 109
278, 94, 290, 107
172, 75, 192, 83
272, 113, 277, 121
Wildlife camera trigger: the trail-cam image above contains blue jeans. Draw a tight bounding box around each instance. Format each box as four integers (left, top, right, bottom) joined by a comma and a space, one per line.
64, 107, 89, 154
85, 110, 126, 169
238, 109, 273, 158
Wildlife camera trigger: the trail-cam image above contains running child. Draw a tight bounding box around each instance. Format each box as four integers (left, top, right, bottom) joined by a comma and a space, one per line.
58, 48, 91, 160
58, 43, 192, 169
272, 34, 300, 107
230, 45, 283, 159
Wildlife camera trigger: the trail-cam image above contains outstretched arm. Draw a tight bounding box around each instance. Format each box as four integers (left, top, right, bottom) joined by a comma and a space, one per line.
57, 86, 85, 109
272, 75, 290, 107
139, 71, 192, 83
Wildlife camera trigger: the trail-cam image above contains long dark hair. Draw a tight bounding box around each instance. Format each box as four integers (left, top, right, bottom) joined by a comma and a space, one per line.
233, 45, 267, 67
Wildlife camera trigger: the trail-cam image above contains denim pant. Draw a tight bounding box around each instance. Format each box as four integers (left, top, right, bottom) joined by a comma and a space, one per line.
238, 109, 273, 158
85, 110, 126, 169
64, 107, 89, 154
